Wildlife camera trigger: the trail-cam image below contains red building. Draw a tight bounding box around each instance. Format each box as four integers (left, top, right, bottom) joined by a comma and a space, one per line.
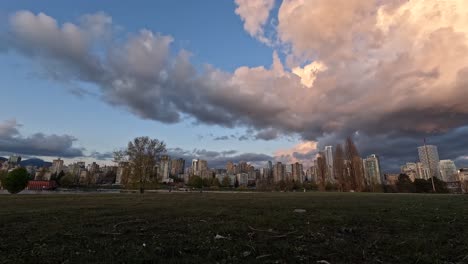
27, 181, 57, 191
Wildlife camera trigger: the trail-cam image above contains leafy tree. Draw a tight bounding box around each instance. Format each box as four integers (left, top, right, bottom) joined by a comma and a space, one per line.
50, 172, 58, 181
202, 177, 212, 187
4, 168, 30, 194
59, 173, 75, 187
431, 177, 449, 193
397, 173, 415, 193
221, 176, 231, 187
212, 177, 221, 187
345, 137, 365, 192
334, 144, 345, 191
35, 167, 47, 181
317, 154, 327, 191
0, 170, 8, 189
414, 179, 432, 193
234, 177, 239, 188
325, 182, 338, 191
114, 136, 166, 194
58, 170, 65, 180
188, 176, 203, 188
275, 180, 286, 191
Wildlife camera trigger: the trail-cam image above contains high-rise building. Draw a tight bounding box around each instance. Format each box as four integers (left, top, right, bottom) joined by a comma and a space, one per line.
363, 154, 382, 185
51, 158, 64, 174
159, 155, 171, 182
238, 161, 248, 173
291, 162, 303, 182
199, 160, 208, 171
418, 145, 441, 179
416, 162, 426, 180
439, 160, 457, 182
171, 158, 185, 176
324, 146, 334, 182
191, 159, 208, 177
8, 155, 22, 168
226, 161, 235, 174
191, 159, 199, 176
267, 161, 273, 171
273, 162, 285, 182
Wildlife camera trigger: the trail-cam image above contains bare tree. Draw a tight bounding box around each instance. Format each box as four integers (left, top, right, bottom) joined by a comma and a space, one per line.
334, 144, 345, 191
344, 136, 365, 192
317, 153, 328, 191
114, 136, 166, 194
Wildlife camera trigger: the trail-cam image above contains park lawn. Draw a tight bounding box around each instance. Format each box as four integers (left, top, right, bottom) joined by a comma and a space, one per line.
0, 192, 467, 264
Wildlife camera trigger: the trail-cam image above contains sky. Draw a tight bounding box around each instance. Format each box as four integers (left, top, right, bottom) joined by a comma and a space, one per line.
0, 0, 468, 172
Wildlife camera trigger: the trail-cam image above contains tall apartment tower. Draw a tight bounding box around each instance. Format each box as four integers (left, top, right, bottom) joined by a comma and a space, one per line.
191, 159, 199, 176
51, 158, 64, 174
273, 162, 285, 183
170, 158, 185, 176
159, 155, 171, 182
226, 161, 235, 174
418, 145, 441, 179
363, 154, 382, 185
324, 146, 334, 182
291, 162, 303, 182
439, 160, 457, 182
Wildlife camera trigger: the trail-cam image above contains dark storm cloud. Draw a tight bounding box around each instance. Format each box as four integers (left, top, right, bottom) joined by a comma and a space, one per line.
168, 147, 272, 169
0, 119, 84, 158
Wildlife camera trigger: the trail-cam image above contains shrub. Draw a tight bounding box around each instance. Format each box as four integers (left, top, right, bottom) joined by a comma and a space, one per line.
4, 168, 30, 194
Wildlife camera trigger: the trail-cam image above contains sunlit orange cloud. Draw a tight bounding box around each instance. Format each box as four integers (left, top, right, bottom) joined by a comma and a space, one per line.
274, 141, 318, 167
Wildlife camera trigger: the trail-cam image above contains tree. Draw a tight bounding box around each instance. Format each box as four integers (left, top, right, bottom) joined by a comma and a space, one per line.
333, 144, 345, 191
0, 170, 8, 189
202, 177, 212, 187
397, 173, 415, 193
4, 168, 30, 194
414, 179, 432, 193
59, 173, 75, 187
221, 176, 231, 187
345, 136, 365, 192
212, 177, 221, 187
317, 154, 327, 191
431, 177, 449, 193
114, 136, 167, 194
188, 176, 203, 188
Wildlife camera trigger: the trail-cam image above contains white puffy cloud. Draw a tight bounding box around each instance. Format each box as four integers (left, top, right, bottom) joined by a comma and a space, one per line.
234, 0, 275, 43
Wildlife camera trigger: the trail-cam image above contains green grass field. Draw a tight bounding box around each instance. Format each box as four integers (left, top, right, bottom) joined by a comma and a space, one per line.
0, 192, 467, 263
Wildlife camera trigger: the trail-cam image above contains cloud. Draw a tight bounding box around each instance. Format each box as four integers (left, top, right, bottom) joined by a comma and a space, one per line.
274, 141, 318, 167
254, 128, 279, 141
234, 0, 275, 44
0, 119, 84, 157
168, 147, 272, 169
3, 6, 468, 170
213, 135, 230, 141
88, 151, 114, 160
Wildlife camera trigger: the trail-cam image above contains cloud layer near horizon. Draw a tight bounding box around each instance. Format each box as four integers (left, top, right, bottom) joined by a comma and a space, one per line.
0, 119, 84, 157
2, 1, 468, 170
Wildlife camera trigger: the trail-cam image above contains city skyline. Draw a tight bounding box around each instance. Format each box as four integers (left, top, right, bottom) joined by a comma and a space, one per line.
1, 1, 468, 172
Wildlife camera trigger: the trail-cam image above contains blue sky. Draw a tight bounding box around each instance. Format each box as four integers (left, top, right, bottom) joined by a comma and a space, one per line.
0, 0, 295, 165
1, 0, 468, 172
